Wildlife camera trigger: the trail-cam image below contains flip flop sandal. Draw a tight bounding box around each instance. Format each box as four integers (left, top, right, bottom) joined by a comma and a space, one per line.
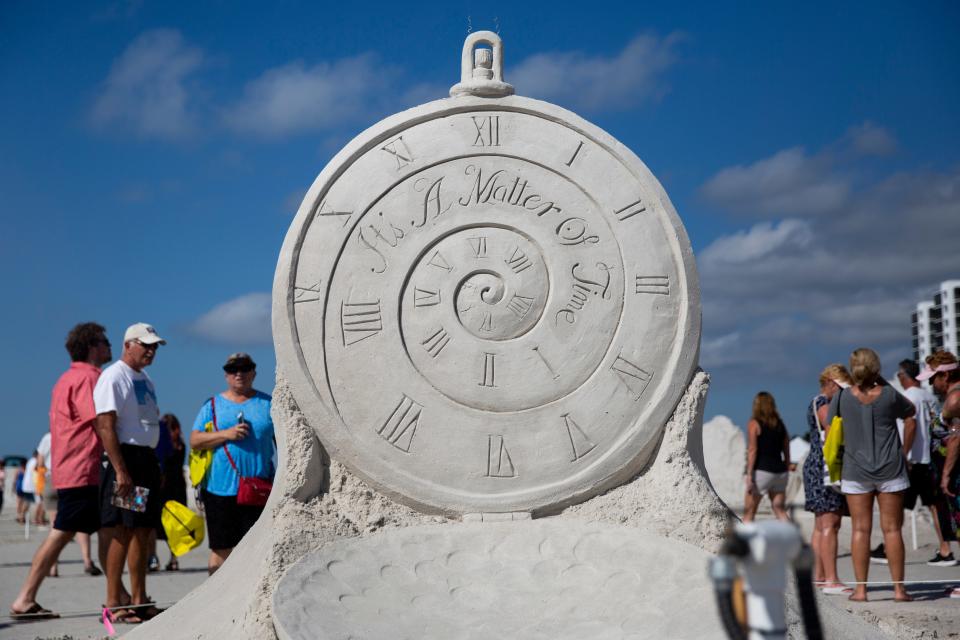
821, 585, 854, 595
10, 603, 60, 620
105, 607, 144, 624
137, 605, 166, 620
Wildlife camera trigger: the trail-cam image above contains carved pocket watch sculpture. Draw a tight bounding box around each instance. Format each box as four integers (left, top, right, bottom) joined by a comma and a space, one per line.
273, 32, 701, 516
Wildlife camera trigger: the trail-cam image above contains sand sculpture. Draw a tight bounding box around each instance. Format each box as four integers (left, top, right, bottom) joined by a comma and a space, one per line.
130, 32, 733, 640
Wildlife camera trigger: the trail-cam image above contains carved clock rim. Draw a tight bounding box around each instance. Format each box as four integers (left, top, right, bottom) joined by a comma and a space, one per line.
272, 93, 702, 516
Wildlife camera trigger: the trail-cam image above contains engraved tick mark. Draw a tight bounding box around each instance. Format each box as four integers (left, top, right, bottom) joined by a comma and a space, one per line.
479, 352, 496, 387
486, 435, 516, 477
611, 352, 653, 400
504, 246, 532, 274
565, 140, 584, 167
469, 236, 488, 258
562, 413, 596, 462
340, 299, 382, 346
312, 199, 353, 227
293, 282, 322, 304
614, 198, 646, 222
427, 250, 453, 273
380, 136, 414, 170
505, 293, 534, 319
635, 275, 670, 295
377, 395, 422, 453
414, 287, 441, 308
532, 345, 561, 380
421, 326, 451, 358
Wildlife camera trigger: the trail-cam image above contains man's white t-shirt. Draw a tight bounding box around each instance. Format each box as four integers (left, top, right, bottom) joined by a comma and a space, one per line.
897, 385, 939, 464
93, 360, 160, 448
36, 433, 52, 475
22, 457, 37, 494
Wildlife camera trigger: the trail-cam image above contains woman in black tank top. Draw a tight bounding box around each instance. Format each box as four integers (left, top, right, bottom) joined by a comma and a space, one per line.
744, 392, 791, 523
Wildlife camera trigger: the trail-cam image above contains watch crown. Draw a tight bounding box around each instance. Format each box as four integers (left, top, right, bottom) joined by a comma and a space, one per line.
450, 31, 515, 99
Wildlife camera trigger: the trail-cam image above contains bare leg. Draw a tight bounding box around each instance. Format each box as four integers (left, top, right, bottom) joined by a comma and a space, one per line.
819, 511, 844, 586
769, 491, 790, 522
10, 528, 75, 613
846, 492, 875, 601
811, 513, 825, 582
104, 526, 132, 608
742, 489, 761, 523
127, 527, 152, 605
77, 532, 93, 568
100, 527, 131, 604
878, 491, 911, 601
208, 548, 233, 575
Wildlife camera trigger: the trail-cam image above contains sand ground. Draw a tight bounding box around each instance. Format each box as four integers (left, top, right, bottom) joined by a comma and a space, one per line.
0, 499, 958, 639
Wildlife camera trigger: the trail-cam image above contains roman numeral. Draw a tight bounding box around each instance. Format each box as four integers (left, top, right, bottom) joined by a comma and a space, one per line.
611, 352, 653, 400
486, 435, 516, 477
478, 312, 494, 333
479, 352, 496, 387
635, 275, 670, 295
504, 246, 532, 274
471, 115, 500, 147
340, 299, 382, 346
414, 287, 441, 307
376, 395, 422, 453
532, 345, 560, 380
469, 236, 488, 258
312, 199, 353, 227
614, 198, 646, 222
565, 140, 584, 167
380, 136, 414, 170
563, 413, 596, 462
506, 293, 534, 319
427, 250, 453, 273
293, 282, 322, 304
421, 326, 451, 358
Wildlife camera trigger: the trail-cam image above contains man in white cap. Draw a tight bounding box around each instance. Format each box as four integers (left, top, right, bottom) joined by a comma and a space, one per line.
93, 322, 166, 623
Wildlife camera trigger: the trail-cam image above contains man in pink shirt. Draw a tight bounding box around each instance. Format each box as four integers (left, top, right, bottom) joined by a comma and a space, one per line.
10, 323, 112, 619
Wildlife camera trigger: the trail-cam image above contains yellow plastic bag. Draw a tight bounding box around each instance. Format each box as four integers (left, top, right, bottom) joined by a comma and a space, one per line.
823, 415, 844, 484
161, 500, 205, 557
188, 420, 214, 486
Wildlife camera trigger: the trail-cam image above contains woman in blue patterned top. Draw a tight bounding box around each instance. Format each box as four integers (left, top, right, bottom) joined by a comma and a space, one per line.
802, 363, 852, 595
190, 353, 274, 575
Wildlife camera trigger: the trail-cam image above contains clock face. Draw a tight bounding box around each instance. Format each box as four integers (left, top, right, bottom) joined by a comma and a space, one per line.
274, 96, 700, 515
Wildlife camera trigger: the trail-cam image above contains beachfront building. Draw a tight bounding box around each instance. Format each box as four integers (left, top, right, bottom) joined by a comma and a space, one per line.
913, 279, 960, 362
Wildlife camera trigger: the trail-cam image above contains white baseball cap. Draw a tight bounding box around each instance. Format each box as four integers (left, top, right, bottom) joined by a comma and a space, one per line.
123, 322, 167, 345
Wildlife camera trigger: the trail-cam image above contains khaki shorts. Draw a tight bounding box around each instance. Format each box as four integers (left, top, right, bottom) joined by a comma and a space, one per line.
751, 470, 789, 495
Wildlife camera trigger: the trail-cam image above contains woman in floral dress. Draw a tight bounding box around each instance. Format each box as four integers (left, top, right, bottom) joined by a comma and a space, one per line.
802, 363, 852, 594
918, 351, 960, 598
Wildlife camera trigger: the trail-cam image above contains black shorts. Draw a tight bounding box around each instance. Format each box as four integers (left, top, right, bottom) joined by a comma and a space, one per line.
53, 485, 100, 534
99, 444, 162, 529
201, 488, 264, 550
904, 463, 936, 510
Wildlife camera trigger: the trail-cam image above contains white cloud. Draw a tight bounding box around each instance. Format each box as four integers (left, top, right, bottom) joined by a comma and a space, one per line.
91, 29, 204, 139
846, 122, 898, 157
701, 147, 849, 217
187, 293, 272, 345
509, 33, 682, 111
223, 54, 395, 137
699, 219, 813, 266
697, 152, 960, 379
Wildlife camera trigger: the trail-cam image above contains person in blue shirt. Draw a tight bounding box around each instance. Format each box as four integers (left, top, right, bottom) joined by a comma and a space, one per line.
190, 353, 274, 575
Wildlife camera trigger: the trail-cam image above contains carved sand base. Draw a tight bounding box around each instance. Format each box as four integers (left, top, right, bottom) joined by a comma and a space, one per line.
127, 369, 727, 640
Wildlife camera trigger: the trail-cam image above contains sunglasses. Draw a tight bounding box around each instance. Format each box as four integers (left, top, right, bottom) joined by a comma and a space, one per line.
134, 340, 159, 351
225, 365, 255, 374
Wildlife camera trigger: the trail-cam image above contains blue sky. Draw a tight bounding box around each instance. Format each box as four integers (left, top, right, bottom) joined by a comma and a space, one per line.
2, 1, 959, 457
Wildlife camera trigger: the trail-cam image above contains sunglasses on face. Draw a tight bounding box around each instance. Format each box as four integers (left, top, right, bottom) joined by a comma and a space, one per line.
134, 340, 159, 351
225, 365, 255, 374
